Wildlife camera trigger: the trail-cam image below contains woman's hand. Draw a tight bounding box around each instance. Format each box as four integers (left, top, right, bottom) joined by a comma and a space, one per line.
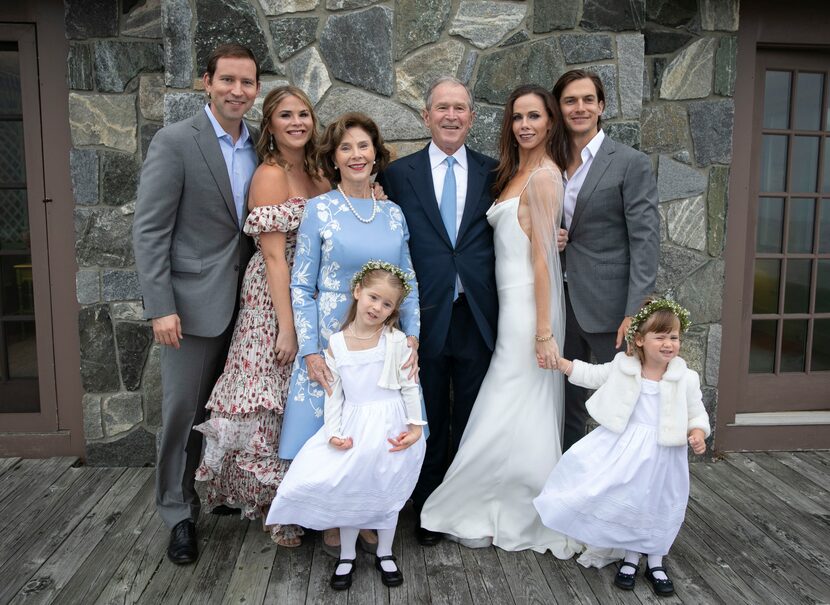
305, 353, 333, 395
388, 425, 423, 452
688, 429, 706, 455
402, 336, 420, 381
329, 436, 353, 450
535, 337, 560, 370
274, 329, 298, 367
372, 181, 388, 201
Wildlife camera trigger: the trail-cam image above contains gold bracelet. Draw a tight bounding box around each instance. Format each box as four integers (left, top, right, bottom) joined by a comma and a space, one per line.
535, 333, 553, 342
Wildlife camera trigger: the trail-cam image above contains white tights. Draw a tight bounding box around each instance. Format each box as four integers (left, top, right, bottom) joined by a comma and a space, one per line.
620, 551, 668, 581
336, 527, 398, 575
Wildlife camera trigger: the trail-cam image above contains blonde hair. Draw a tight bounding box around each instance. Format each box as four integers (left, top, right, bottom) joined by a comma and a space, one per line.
256, 86, 320, 181
341, 268, 408, 331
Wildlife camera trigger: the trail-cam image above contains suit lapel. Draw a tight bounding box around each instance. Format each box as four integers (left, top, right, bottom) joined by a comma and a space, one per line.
407, 147, 453, 247
192, 111, 238, 226
457, 146, 487, 244
570, 136, 615, 232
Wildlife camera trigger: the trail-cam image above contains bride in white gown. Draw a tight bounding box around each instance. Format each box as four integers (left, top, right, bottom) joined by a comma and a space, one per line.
420, 85, 579, 555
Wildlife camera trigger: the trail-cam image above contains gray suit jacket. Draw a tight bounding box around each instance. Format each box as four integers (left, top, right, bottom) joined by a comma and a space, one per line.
133, 110, 255, 337
564, 136, 660, 333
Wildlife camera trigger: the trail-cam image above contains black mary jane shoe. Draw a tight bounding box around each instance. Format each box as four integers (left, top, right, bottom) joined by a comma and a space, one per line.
645, 565, 675, 597
613, 561, 639, 591
167, 519, 198, 565
330, 559, 356, 590
375, 555, 404, 587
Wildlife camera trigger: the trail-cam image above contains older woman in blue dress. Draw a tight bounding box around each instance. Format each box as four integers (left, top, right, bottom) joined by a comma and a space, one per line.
279, 112, 421, 554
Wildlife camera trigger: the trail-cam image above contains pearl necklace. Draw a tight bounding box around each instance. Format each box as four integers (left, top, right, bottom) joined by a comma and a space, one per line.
337, 183, 378, 223
347, 323, 384, 340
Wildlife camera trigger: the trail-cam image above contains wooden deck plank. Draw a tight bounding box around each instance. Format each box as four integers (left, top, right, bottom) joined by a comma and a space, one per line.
178, 515, 250, 603
0, 457, 21, 478
534, 554, 600, 605
52, 472, 160, 605
347, 547, 390, 605
389, 506, 430, 605
262, 531, 313, 605
8, 468, 150, 605
459, 547, 514, 605
575, 562, 641, 605
770, 451, 830, 491
133, 514, 220, 604
691, 461, 830, 583
221, 521, 278, 605
92, 515, 167, 605
496, 549, 559, 605
726, 453, 828, 515
423, 540, 474, 605
0, 466, 125, 604
0, 458, 77, 525
302, 535, 346, 605
687, 466, 828, 604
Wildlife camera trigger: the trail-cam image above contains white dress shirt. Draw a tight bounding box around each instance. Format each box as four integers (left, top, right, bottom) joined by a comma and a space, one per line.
429, 141, 468, 294
562, 129, 605, 230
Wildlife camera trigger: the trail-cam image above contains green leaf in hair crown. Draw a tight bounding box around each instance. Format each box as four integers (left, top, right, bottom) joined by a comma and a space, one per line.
350, 260, 413, 297
625, 298, 691, 344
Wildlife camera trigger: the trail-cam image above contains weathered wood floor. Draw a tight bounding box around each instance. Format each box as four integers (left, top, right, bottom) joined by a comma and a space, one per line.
0, 452, 829, 604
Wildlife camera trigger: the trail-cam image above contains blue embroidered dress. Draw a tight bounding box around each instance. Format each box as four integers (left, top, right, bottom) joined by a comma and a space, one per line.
278, 190, 420, 458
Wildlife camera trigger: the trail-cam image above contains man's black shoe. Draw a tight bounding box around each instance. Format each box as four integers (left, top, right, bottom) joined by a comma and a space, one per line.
415, 524, 442, 546
211, 505, 240, 516
167, 519, 198, 565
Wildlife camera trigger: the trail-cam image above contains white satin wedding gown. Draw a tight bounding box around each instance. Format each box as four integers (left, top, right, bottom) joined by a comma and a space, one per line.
420, 176, 579, 555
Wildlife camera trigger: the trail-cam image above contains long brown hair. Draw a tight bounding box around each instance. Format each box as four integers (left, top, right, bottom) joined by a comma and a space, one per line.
341, 268, 407, 331
493, 85, 567, 195
256, 86, 320, 181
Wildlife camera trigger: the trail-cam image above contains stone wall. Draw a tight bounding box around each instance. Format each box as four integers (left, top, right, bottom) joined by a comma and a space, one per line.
66, 0, 738, 464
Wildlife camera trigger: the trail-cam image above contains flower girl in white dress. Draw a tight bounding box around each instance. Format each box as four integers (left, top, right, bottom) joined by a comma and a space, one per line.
266, 261, 426, 590
533, 298, 709, 597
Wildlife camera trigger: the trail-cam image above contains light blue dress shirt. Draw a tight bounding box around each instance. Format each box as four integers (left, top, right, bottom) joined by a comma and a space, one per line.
203, 105, 258, 227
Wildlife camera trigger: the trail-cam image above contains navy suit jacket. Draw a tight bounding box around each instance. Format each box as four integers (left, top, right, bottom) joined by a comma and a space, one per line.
379, 144, 498, 359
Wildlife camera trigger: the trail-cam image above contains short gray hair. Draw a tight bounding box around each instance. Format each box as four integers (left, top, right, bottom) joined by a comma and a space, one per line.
424, 76, 475, 112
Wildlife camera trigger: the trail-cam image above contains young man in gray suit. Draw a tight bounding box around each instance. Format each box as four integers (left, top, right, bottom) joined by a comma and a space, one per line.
553, 69, 660, 451
133, 44, 260, 564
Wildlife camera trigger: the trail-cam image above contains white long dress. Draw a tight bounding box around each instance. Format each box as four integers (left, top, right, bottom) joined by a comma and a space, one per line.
420, 176, 579, 555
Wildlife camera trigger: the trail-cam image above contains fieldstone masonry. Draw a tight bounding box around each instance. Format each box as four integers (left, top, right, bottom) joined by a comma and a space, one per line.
66, 0, 738, 463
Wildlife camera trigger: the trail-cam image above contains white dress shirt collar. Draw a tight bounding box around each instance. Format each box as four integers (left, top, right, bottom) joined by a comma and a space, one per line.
428, 141, 468, 171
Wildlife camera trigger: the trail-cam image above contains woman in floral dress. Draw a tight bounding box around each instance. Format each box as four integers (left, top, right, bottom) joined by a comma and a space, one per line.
194, 86, 329, 546
278, 112, 421, 555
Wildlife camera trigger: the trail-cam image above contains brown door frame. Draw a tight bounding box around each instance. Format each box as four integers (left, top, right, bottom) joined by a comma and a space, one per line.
0, 0, 83, 457
718, 0, 830, 451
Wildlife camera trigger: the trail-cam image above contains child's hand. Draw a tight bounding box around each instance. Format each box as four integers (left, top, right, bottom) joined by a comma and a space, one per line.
329, 436, 353, 450
388, 425, 423, 452
554, 356, 573, 375
688, 429, 706, 455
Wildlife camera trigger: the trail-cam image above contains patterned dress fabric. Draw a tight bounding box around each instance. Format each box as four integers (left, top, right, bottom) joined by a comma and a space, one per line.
194, 198, 305, 543
278, 190, 420, 459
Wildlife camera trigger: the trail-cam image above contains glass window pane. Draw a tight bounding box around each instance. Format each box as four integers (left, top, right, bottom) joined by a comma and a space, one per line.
0, 45, 22, 114
784, 259, 812, 314
749, 320, 777, 373
763, 70, 792, 129
787, 198, 815, 253
0, 255, 33, 315
820, 199, 830, 253
5, 321, 37, 378
791, 136, 820, 192
0, 121, 25, 184
0, 190, 29, 251
760, 135, 788, 192
757, 197, 784, 253
794, 72, 824, 131
824, 138, 830, 194
812, 319, 830, 371
817, 259, 830, 313
753, 259, 781, 314
780, 320, 807, 372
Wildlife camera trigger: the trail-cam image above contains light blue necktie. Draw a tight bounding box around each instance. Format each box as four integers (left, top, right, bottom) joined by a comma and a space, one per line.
440, 156, 457, 246
440, 156, 459, 300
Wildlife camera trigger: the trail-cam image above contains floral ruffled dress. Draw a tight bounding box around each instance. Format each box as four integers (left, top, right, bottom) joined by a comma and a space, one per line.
194, 198, 305, 544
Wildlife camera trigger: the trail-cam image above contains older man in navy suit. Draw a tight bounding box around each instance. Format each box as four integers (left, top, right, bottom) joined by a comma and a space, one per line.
379, 77, 498, 546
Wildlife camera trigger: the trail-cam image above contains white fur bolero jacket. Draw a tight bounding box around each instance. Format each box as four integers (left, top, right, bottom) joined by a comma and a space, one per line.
569, 352, 711, 447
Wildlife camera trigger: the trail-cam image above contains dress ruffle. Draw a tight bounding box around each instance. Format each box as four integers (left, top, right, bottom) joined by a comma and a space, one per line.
244, 198, 305, 236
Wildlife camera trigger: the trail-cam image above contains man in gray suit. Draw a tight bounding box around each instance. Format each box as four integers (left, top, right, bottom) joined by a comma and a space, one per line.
133, 43, 260, 564
552, 69, 660, 451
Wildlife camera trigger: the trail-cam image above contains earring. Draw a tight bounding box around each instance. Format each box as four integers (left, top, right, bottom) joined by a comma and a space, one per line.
268, 134, 275, 152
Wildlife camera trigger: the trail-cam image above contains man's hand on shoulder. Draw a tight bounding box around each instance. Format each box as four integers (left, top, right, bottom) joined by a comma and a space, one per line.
152, 313, 183, 349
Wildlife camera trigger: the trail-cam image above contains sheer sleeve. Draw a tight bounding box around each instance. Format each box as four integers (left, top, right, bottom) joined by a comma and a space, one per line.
291, 202, 323, 357
524, 164, 566, 347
